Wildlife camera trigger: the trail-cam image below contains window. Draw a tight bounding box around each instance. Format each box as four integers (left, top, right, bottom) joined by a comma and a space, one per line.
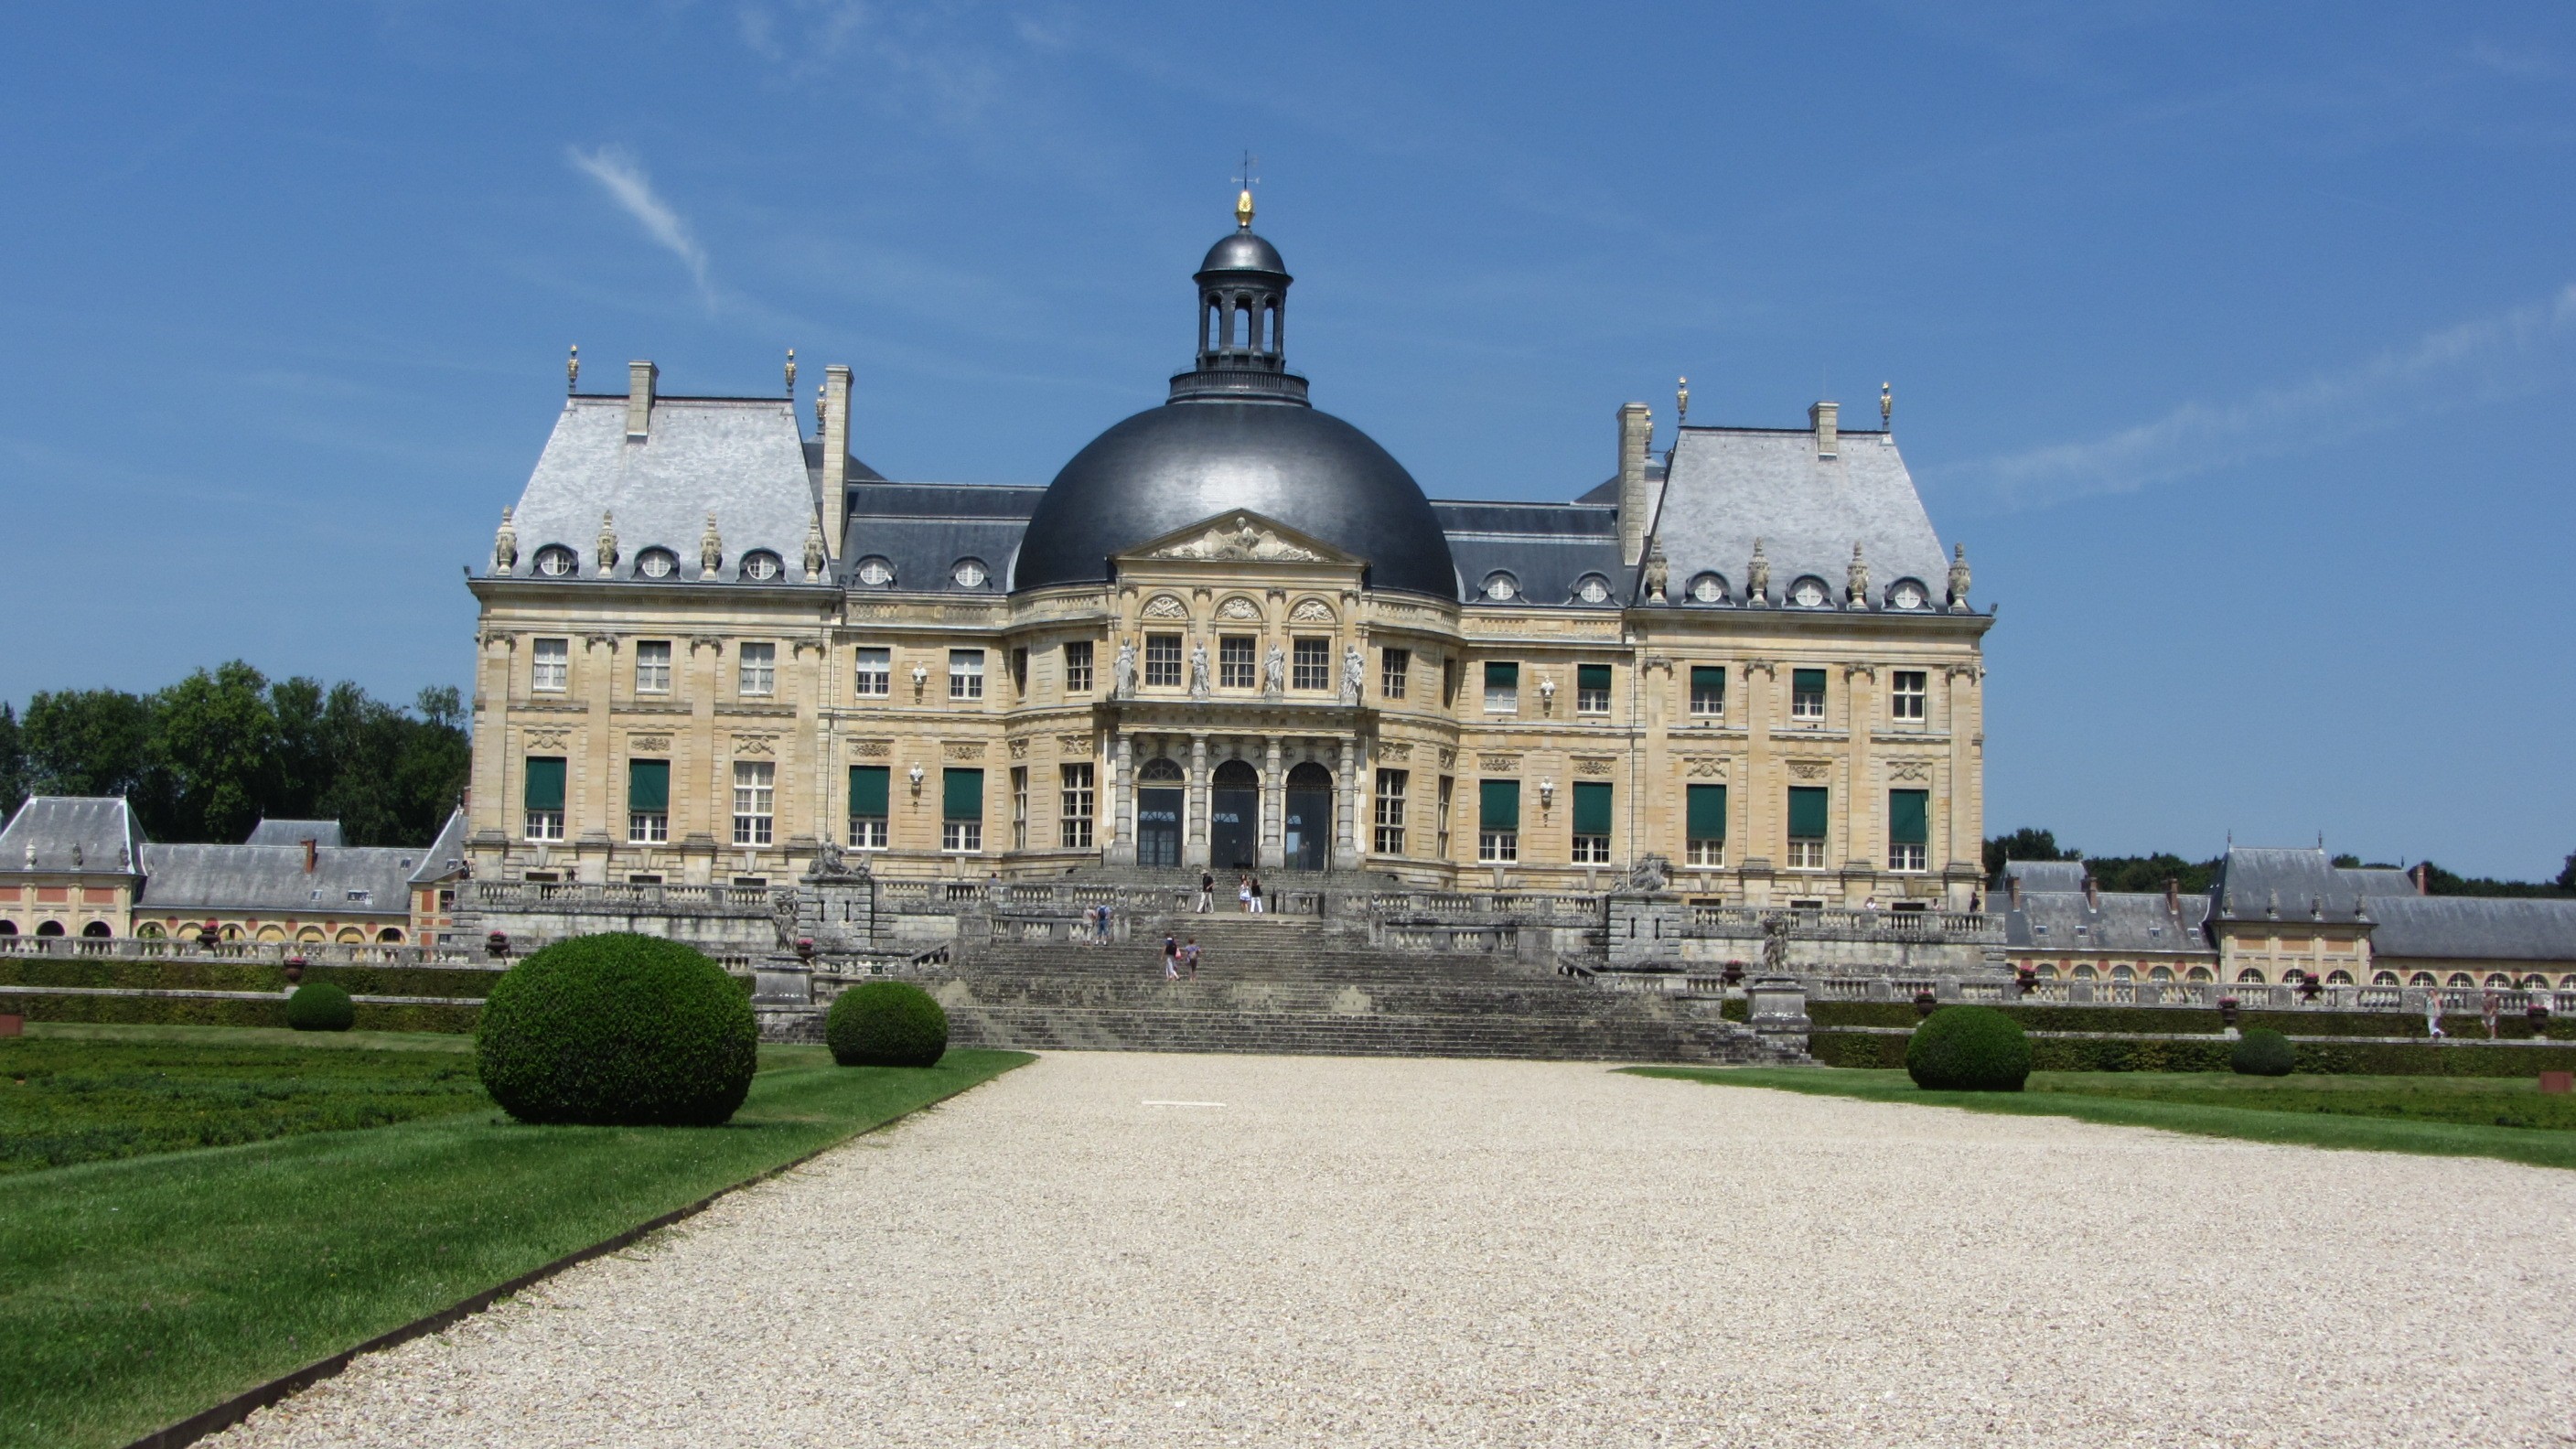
1577, 663, 1611, 715
1687, 783, 1726, 867
848, 766, 889, 849
1892, 671, 1927, 722
1689, 573, 1726, 605
1484, 661, 1519, 714
532, 638, 568, 692
523, 756, 565, 842
1145, 633, 1182, 688
952, 558, 988, 589
1575, 575, 1611, 604
1888, 789, 1928, 872
1011, 648, 1029, 697
1791, 668, 1826, 722
1219, 635, 1256, 689
853, 647, 890, 697
855, 556, 895, 587
1690, 666, 1725, 717
1380, 647, 1410, 700
1064, 641, 1094, 693
1477, 778, 1520, 863
636, 547, 678, 580
1442, 657, 1459, 708
738, 642, 776, 697
628, 758, 670, 843
1787, 785, 1829, 869
1293, 637, 1329, 690
1011, 767, 1029, 851
942, 768, 984, 853
949, 649, 984, 700
1436, 775, 1454, 859
733, 761, 775, 845
1059, 763, 1094, 849
533, 544, 577, 577
635, 640, 671, 694
1571, 781, 1611, 864
1482, 573, 1519, 602
1373, 769, 1408, 855
741, 551, 782, 581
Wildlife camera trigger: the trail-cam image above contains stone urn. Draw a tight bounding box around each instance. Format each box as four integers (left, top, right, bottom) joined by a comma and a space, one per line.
486, 931, 510, 960
283, 957, 306, 984
1913, 989, 1938, 1018
795, 937, 817, 963
2217, 995, 2241, 1028
2529, 999, 2551, 1028
2014, 965, 2038, 993
1719, 961, 1745, 989
2297, 972, 2324, 1004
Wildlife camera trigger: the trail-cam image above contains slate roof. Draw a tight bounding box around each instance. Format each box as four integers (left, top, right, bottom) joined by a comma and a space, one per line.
0, 798, 145, 875
244, 819, 343, 848
1996, 860, 2088, 894
498, 395, 827, 585
2006, 890, 2213, 954
2209, 847, 2417, 924
844, 481, 1041, 596
1432, 500, 1623, 608
2360, 896, 2576, 963
1644, 426, 1953, 613
410, 808, 470, 886
136, 844, 418, 918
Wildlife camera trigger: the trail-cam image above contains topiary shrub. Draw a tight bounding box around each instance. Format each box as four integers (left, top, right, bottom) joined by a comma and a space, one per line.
2231, 1026, 2296, 1077
1905, 1004, 2032, 1091
284, 982, 355, 1033
826, 981, 948, 1068
475, 933, 757, 1125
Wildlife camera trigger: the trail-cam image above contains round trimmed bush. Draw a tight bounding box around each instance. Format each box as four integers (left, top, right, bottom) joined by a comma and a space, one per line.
475, 933, 757, 1125
1905, 1004, 2032, 1091
284, 982, 355, 1033
2231, 1026, 2296, 1077
826, 981, 948, 1068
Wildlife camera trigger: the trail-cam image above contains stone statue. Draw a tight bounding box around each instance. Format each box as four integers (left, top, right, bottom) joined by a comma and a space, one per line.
802, 519, 827, 584
1642, 542, 1669, 603
1189, 641, 1210, 699
1263, 643, 1286, 699
596, 510, 619, 576
699, 512, 724, 579
492, 507, 518, 575
1746, 538, 1770, 606
1946, 543, 1971, 612
1625, 853, 1670, 893
1845, 542, 1869, 608
1113, 639, 1137, 698
1761, 913, 1790, 974
1341, 645, 1366, 704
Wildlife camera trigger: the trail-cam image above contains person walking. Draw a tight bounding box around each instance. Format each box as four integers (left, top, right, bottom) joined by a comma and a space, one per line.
1238, 873, 1253, 914
1250, 875, 1265, 915
2483, 988, 2503, 1040
1197, 870, 1215, 914
1163, 932, 1180, 980
1183, 936, 1200, 978
2424, 988, 2445, 1040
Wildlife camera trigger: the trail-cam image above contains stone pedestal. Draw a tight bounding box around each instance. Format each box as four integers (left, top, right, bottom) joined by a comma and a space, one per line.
751, 957, 815, 1007
1747, 976, 1811, 1055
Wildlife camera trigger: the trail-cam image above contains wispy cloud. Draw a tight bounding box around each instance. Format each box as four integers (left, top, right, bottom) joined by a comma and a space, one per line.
1967, 284, 2576, 508
567, 145, 714, 306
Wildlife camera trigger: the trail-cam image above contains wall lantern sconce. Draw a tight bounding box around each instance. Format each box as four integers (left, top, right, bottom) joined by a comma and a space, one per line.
907, 763, 927, 793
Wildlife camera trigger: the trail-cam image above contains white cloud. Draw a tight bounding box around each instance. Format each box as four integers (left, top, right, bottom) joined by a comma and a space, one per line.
566, 145, 714, 306
1969, 284, 2576, 508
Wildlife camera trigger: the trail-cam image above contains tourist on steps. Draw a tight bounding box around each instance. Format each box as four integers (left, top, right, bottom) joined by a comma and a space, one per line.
1163, 933, 1180, 980
1238, 874, 1252, 913
1197, 871, 1215, 913
1183, 937, 1200, 978
1250, 875, 1265, 915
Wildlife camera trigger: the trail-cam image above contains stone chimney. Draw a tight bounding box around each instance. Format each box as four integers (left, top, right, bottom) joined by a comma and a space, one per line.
2410, 862, 2431, 896
1616, 402, 1652, 567
2083, 874, 2099, 910
2005, 874, 2021, 909
819, 364, 852, 564
1809, 400, 1839, 459
626, 360, 658, 439
302, 838, 318, 874
2163, 876, 2181, 914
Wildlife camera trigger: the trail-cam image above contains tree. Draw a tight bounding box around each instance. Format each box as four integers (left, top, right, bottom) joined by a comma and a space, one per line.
21, 687, 161, 806
1982, 827, 2070, 879
0, 704, 24, 819
2560, 853, 2576, 893
152, 661, 281, 843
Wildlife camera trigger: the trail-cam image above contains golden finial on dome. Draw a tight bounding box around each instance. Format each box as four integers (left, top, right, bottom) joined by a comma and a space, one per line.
1234, 150, 1259, 229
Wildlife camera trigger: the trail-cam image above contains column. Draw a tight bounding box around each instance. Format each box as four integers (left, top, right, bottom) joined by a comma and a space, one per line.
1260, 735, 1284, 868
1185, 734, 1210, 868
1110, 732, 1135, 865
1333, 736, 1359, 870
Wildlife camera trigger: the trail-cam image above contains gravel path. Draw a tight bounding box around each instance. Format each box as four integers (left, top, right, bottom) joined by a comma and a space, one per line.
211, 1055, 2576, 1447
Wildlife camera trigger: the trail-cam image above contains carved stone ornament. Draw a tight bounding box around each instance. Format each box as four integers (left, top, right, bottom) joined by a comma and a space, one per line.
732, 735, 777, 757
583, 632, 618, 653
524, 727, 570, 750
1057, 735, 1090, 754
1188, 642, 1210, 699
1947, 543, 1972, 611
699, 513, 724, 579
1379, 742, 1412, 760
1340, 645, 1366, 704
1262, 644, 1286, 699
1626, 853, 1671, 893
628, 734, 672, 752
1113, 639, 1137, 696
492, 507, 519, 575
1743, 659, 1777, 679
942, 741, 985, 759
1845, 542, 1870, 608
1151, 520, 1322, 564
803, 519, 828, 584
1684, 757, 1726, 778
1787, 759, 1831, 780
596, 511, 619, 576
478, 628, 518, 649
1746, 538, 1770, 606
1142, 595, 1188, 620
1217, 596, 1261, 621
1289, 598, 1335, 624
850, 739, 891, 757
1643, 542, 1669, 604
1477, 754, 1521, 770
1574, 756, 1614, 777
1887, 758, 1933, 781
1007, 737, 1029, 758
1437, 748, 1457, 768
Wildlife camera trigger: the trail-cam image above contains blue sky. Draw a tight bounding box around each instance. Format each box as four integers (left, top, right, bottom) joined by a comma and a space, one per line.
2, 3, 2571, 876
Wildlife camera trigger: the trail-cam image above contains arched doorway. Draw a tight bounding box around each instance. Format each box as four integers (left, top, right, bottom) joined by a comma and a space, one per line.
1209, 759, 1259, 870
1283, 762, 1333, 872
80, 921, 112, 939
36, 920, 65, 938
1136, 757, 1185, 868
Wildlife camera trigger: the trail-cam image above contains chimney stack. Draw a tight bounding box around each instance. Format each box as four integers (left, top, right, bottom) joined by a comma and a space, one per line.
2083, 874, 2099, 910
1809, 400, 1839, 458
2005, 874, 2021, 909
2410, 862, 2430, 896
1616, 402, 1652, 567
626, 360, 658, 439
2163, 876, 2181, 914
819, 365, 852, 564
302, 838, 317, 875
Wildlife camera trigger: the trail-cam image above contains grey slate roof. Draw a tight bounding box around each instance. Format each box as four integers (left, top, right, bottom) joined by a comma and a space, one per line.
409, 808, 470, 886
1645, 426, 1952, 613
2006, 889, 2213, 955
844, 481, 1041, 595
1996, 860, 2088, 894
244, 819, 343, 848
499, 395, 826, 585
136, 844, 417, 918
1432, 500, 1623, 607
0, 798, 145, 875
2361, 897, 2576, 963
2209, 847, 2417, 924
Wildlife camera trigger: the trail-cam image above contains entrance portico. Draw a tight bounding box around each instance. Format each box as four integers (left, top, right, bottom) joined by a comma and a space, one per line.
1102, 705, 1369, 872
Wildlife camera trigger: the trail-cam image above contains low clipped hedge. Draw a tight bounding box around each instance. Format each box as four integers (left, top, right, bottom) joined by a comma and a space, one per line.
1816, 1029, 2576, 1077
0, 958, 508, 1000
284, 982, 355, 1032
0, 992, 482, 1033
826, 981, 949, 1068
1905, 1006, 2032, 1091
1801, 999, 2576, 1040
2232, 1027, 2295, 1076
475, 933, 757, 1125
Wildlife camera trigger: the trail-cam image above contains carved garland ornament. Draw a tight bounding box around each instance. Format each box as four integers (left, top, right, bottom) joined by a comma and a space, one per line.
1887, 759, 1933, 781
1057, 735, 1090, 754
1379, 742, 1412, 761
1683, 757, 1726, 779
627, 734, 672, 753
732, 735, 778, 757
1787, 759, 1831, 780
1217, 596, 1262, 621
849, 740, 892, 758
1477, 754, 1520, 770
1149, 521, 1322, 564
1141, 595, 1188, 620
524, 726, 569, 751
1573, 756, 1615, 777
942, 741, 985, 760
1289, 598, 1336, 624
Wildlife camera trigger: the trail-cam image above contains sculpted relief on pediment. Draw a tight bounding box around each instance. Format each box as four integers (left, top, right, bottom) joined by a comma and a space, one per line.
1147, 521, 1323, 564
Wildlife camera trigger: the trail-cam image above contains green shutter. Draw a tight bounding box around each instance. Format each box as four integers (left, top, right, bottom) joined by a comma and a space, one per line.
523, 757, 565, 811
1793, 668, 1826, 696
1787, 786, 1829, 840
1690, 665, 1725, 699
1889, 789, 1928, 845
627, 758, 669, 812
850, 765, 889, 818
1478, 778, 1520, 832
942, 768, 983, 821
1572, 781, 1612, 835
1687, 783, 1727, 841
1485, 661, 1519, 690
1578, 663, 1611, 693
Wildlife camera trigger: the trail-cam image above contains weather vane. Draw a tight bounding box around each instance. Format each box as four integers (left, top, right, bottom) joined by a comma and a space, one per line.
1235, 150, 1260, 228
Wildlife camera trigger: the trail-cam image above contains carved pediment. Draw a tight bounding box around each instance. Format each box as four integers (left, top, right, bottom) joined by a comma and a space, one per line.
1122, 510, 1358, 568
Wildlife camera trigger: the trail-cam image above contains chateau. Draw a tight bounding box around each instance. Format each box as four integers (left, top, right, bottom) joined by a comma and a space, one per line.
461, 195, 1994, 907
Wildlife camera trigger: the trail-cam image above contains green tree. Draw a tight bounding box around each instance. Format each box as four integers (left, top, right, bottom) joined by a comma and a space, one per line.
0, 704, 25, 818
152, 661, 281, 843
21, 687, 161, 808
1982, 827, 2071, 879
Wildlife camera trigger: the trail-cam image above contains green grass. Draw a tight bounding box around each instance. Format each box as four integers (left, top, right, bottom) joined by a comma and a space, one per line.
1625, 1067, 2576, 1172
0, 1025, 1029, 1449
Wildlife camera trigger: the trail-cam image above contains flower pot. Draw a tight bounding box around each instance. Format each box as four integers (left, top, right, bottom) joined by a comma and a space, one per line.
1913, 990, 1938, 1018
283, 959, 306, 983
2216, 996, 2241, 1027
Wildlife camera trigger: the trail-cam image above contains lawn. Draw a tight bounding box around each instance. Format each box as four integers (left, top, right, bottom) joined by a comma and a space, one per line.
0, 1025, 1030, 1449
1626, 1067, 2576, 1172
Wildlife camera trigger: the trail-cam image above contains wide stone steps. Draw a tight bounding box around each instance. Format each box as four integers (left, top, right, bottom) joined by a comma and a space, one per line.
939, 1003, 1711, 1062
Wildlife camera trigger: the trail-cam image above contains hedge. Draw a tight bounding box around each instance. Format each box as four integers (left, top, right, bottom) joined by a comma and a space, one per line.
1796, 999, 2576, 1040
1812, 1030, 2576, 1077
476, 934, 757, 1126
0, 992, 481, 1034
0, 958, 507, 1001
1905, 1007, 2031, 1090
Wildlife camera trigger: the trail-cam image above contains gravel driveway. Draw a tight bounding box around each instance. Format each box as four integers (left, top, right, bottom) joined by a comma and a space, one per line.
211, 1054, 2576, 1447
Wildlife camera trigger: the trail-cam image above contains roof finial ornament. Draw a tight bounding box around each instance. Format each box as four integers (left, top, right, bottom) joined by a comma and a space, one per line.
1643, 539, 1669, 603
1846, 542, 1871, 609
1946, 542, 1971, 613
784, 348, 797, 399
1880, 381, 1892, 428
596, 510, 619, 576
566, 344, 580, 394
700, 512, 724, 580
1234, 149, 1259, 230
803, 518, 827, 584
1676, 376, 1690, 425
1746, 538, 1770, 607
814, 381, 826, 433
492, 506, 518, 575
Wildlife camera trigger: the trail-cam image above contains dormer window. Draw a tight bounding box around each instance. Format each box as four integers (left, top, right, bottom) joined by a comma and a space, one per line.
635, 547, 679, 579
1889, 578, 1927, 610
533, 545, 577, 577
951, 558, 989, 589
855, 556, 895, 587
1689, 573, 1727, 605
1482, 572, 1519, 602
741, 551, 783, 582
1574, 574, 1611, 604
1790, 577, 1828, 608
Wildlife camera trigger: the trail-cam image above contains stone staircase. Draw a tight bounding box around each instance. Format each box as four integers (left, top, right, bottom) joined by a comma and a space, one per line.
911, 915, 1800, 1065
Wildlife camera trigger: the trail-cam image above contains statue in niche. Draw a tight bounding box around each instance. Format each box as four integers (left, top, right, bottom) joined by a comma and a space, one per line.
1947, 543, 1972, 612
1341, 645, 1366, 704
1189, 641, 1210, 700
492, 507, 518, 575
1846, 542, 1870, 608
1113, 639, 1136, 698
1263, 643, 1286, 699
1745, 538, 1770, 606
700, 513, 724, 579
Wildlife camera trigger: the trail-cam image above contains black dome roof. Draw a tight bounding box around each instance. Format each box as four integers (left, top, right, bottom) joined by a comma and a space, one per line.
1200, 230, 1286, 275
1012, 401, 1458, 600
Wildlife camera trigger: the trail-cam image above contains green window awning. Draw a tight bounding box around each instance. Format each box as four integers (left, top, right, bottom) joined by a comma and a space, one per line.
1889, 789, 1928, 845
1793, 668, 1826, 695
627, 758, 669, 812
1479, 778, 1520, 832
1787, 786, 1829, 840
1572, 780, 1612, 836
1485, 661, 1519, 690
850, 765, 889, 818
1686, 783, 1727, 841
523, 757, 565, 811
1577, 663, 1611, 693
1690, 665, 1725, 697
942, 768, 983, 821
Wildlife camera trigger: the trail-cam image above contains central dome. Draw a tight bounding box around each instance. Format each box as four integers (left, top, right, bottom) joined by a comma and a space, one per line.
1010, 212, 1456, 600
